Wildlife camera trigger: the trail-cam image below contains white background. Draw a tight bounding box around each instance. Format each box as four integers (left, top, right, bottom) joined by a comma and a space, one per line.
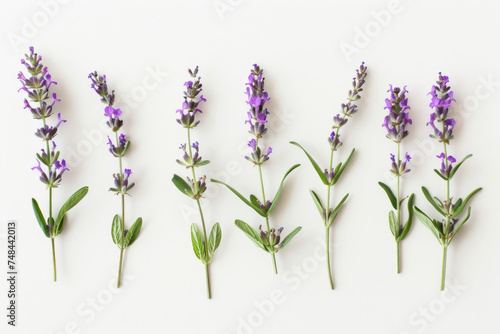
1, 0, 499, 333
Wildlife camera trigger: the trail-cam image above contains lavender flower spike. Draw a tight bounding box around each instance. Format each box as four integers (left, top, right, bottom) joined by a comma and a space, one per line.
415, 73, 481, 290
213, 64, 302, 276
172, 67, 221, 299
379, 85, 414, 274
291, 62, 368, 289
19, 47, 88, 281
89, 71, 142, 288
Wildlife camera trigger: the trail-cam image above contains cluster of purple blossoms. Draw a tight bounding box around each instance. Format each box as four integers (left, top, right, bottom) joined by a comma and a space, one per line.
390, 153, 411, 176
175, 67, 208, 199
88, 72, 134, 195
176, 66, 206, 129
383, 85, 412, 143
427, 73, 456, 144
244, 64, 272, 165
18, 47, 69, 187
436, 152, 456, 179
330, 62, 367, 145
382, 85, 413, 176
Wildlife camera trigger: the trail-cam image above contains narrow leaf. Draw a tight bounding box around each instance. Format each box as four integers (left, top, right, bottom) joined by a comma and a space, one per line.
414, 207, 443, 245
191, 223, 205, 261
421, 186, 446, 216
53, 215, 65, 237
172, 174, 192, 197
450, 207, 472, 242
195, 160, 210, 167
452, 187, 482, 217
397, 193, 414, 241
267, 164, 301, 215
277, 226, 302, 249
234, 219, 266, 251
211, 179, 266, 217
378, 182, 397, 210
208, 222, 222, 255
54, 186, 89, 232
124, 217, 142, 248
331, 148, 355, 185
309, 189, 325, 217
111, 214, 123, 246
449, 154, 472, 180
32, 198, 49, 238
433, 169, 448, 181
327, 193, 349, 228
389, 210, 398, 237
250, 194, 260, 209
290, 141, 328, 185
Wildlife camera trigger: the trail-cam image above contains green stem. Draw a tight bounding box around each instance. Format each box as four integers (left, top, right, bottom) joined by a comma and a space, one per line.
442, 130, 450, 290
325, 227, 334, 289
441, 245, 447, 290
257, 162, 277, 274
325, 149, 334, 288
51, 237, 57, 281
396, 142, 401, 274
188, 128, 212, 298
396, 241, 400, 274
117, 194, 125, 288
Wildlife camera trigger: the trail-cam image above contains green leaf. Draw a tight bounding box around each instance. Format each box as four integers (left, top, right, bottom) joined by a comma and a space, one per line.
53, 215, 65, 237
449, 207, 472, 243
211, 179, 266, 217
290, 141, 328, 185
267, 164, 301, 215
414, 207, 443, 245
111, 214, 123, 246
397, 193, 414, 241
309, 189, 325, 218
331, 148, 355, 185
449, 154, 472, 180
124, 217, 142, 248
326, 193, 349, 228
250, 194, 260, 209
208, 222, 222, 256
433, 169, 448, 181
389, 210, 398, 237
191, 223, 206, 262
234, 219, 267, 252
32, 198, 49, 238
421, 186, 446, 216
54, 186, 89, 234
452, 187, 482, 217
195, 160, 210, 167
378, 182, 397, 210
172, 174, 193, 198
277, 226, 302, 250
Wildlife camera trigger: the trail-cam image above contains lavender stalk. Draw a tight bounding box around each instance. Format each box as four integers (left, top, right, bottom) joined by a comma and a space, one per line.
378, 85, 414, 274
19, 47, 88, 281
290, 62, 367, 289
171, 67, 221, 299
212, 64, 301, 274
89, 72, 142, 288
414, 73, 481, 290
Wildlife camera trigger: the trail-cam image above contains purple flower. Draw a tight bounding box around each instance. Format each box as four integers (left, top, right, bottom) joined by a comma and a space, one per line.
104, 106, 122, 118
427, 73, 456, 144
437, 153, 455, 178
176, 67, 205, 128
328, 131, 342, 150
390, 152, 411, 176
245, 64, 270, 139
382, 85, 412, 143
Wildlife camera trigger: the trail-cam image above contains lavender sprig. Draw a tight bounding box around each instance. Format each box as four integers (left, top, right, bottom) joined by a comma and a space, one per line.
290, 62, 367, 289
89, 71, 142, 288
378, 85, 415, 274
171, 67, 221, 299
414, 73, 481, 290
212, 64, 301, 274
19, 47, 88, 281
